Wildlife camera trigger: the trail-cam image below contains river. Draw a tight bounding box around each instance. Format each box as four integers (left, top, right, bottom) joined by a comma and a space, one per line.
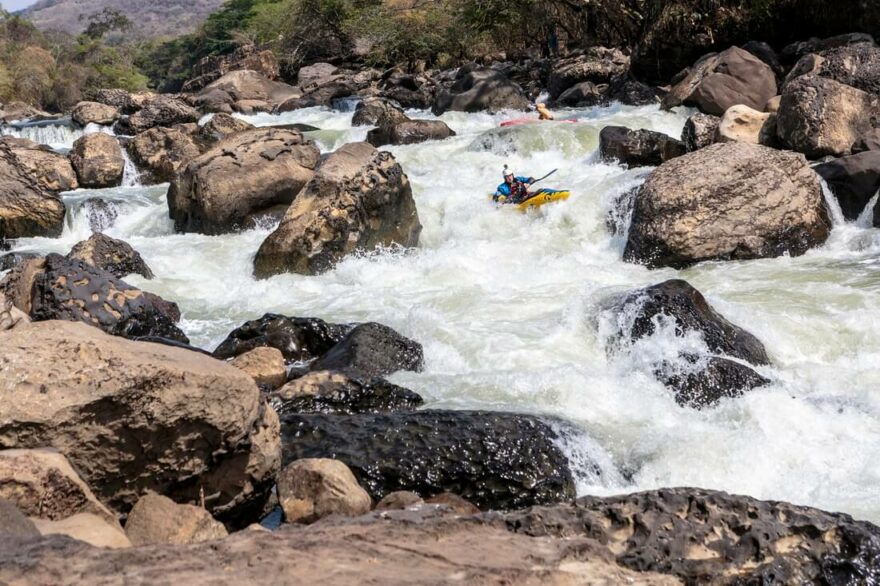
4, 102, 880, 523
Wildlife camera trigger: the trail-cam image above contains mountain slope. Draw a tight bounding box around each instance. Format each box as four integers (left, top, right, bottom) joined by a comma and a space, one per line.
21, 0, 226, 38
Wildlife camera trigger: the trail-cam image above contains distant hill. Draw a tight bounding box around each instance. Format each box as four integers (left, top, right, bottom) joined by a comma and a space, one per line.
20, 0, 226, 38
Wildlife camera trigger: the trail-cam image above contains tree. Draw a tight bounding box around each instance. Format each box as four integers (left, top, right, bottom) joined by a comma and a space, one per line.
80, 8, 133, 40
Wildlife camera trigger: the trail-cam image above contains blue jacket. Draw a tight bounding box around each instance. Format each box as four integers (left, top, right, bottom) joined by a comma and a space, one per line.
494, 176, 532, 201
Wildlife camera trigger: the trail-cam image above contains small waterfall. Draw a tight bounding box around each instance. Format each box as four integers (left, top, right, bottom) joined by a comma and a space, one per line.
120, 146, 142, 187
856, 188, 880, 228
819, 178, 846, 226
1, 118, 83, 150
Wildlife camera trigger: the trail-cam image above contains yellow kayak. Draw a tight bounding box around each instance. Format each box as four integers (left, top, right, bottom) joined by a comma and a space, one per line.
493, 189, 571, 212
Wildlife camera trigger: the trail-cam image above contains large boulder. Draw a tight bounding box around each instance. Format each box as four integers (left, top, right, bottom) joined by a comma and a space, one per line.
555, 81, 604, 107
310, 322, 424, 378
624, 142, 830, 268
120, 95, 200, 135
190, 70, 301, 114
128, 126, 204, 185
787, 44, 880, 95
183, 45, 281, 93
780, 33, 876, 64
378, 70, 438, 109
277, 459, 372, 524
599, 126, 685, 168
602, 280, 771, 407
0, 320, 281, 525
213, 313, 351, 362
546, 47, 631, 99
168, 128, 320, 235
816, 151, 880, 221
715, 104, 778, 146
366, 120, 456, 147
662, 47, 778, 116
68, 133, 124, 189
777, 75, 880, 158
253, 142, 421, 277
0, 141, 66, 239
124, 493, 228, 546
200, 113, 254, 142
71, 101, 119, 127
0, 449, 120, 526
432, 68, 529, 115
352, 97, 408, 127
0, 254, 186, 342
681, 112, 720, 152
91, 88, 144, 115
281, 411, 577, 510
67, 232, 154, 280
0, 136, 77, 193
270, 370, 423, 416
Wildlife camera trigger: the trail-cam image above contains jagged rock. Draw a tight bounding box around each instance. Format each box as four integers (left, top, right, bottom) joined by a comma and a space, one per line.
190, 70, 301, 114
168, 128, 320, 235
599, 126, 685, 168
230, 347, 288, 390
125, 493, 228, 546
128, 126, 204, 185
0, 135, 78, 193
787, 43, 880, 95
681, 112, 720, 152
624, 142, 830, 268
0, 141, 66, 239
366, 119, 455, 147
213, 314, 351, 362
183, 45, 280, 93
32, 513, 131, 549
0, 499, 40, 539
816, 151, 880, 220
254, 142, 421, 277
432, 68, 529, 115
67, 233, 153, 280
200, 113, 254, 141
605, 75, 663, 106
0, 254, 185, 342
603, 279, 770, 407
378, 70, 437, 109
91, 89, 142, 115
281, 411, 577, 510
662, 47, 778, 115
120, 95, 200, 135
777, 75, 880, 158
781, 33, 876, 63
270, 370, 423, 415
0, 449, 119, 526
69, 133, 124, 189
0, 320, 280, 526
352, 97, 408, 127
715, 104, 778, 146
310, 322, 423, 378
547, 47, 631, 99
71, 101, 119, 127
277, 459, 372, 524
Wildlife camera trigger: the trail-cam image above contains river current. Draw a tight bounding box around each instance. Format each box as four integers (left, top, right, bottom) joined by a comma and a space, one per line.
4, 103, 880, 522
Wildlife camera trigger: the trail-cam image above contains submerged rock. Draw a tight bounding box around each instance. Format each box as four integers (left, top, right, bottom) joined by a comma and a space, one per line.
0, 320, 280, 526
281, 410, 577, 510
168, 128, 320, 235
599, 126, 685, 168
213, 313, 351, 362
624, 142, 830, 268
270, 370, 424, 415
254, 142, 421, 277
277, 459, 372, 524
69, 133, 124, 189
67, 232, 154, 280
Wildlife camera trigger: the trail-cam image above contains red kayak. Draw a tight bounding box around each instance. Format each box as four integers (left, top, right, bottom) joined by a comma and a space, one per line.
500, 118, 578, 128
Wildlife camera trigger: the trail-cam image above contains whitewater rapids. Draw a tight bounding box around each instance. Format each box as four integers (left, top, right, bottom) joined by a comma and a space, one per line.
4, 103, 880, 523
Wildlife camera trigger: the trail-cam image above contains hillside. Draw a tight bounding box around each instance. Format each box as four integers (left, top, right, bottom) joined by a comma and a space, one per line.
21, 0, 225, 38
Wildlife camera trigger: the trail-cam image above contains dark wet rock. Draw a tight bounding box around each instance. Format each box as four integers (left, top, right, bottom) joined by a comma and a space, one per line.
254, 142, 420, 277
83, 199, 120, 232
168, 128, 320, 235
67, 233, 154, 280
781, 33, 876, 64
281, 410, 577, 510
69, 133, 124, 189
546, 47, 630, 100
213, 313, 352, 362
816, 151, 880, 221
605, 75, 663, 106
0, 499, 40, 539
507, 487, 880, 585
555, 81, 604, 107
662, 47, 778, 116
128, 126, 204, 185
742, 40, 785, 82
853, 128, 880, 153
0, 251, 40, 272
599, 126, 686, 168
681, 112, 721, 152
366, 119, 455, 147
270, 370, 423, 415
310, 322, 423, 378
432, 68, 529, 115
352, 97, 408, 127
624, 142, 830, 269
378, 70, 438, 109
0, 254, 186, 343
603, 279, 770, 407
777, 75, 880, 158
0, 320, 280, 527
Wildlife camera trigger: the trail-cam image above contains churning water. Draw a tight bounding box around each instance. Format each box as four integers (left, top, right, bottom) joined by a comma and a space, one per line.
5, 104, 880, 522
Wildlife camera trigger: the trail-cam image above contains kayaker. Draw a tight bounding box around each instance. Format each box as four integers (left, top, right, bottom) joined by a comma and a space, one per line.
536, 103, 554, 120
494, 166, 535, 204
